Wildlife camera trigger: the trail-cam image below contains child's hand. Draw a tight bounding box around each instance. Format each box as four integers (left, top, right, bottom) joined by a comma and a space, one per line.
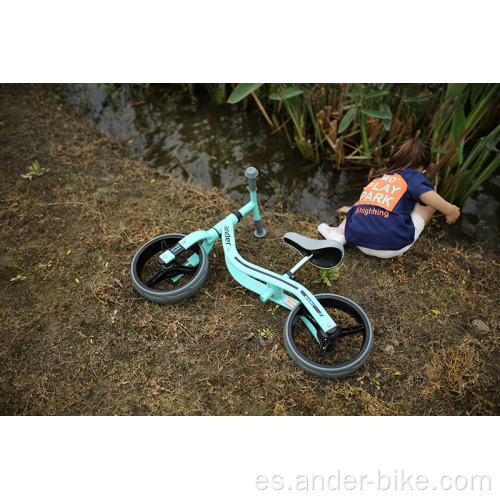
420, 191, 461, 224
337, 206, 352, 214
446, 205, 461, 224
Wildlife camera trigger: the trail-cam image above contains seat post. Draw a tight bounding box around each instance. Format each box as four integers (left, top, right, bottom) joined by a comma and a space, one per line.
288, 253, 313, 276
283, 232, 344, 269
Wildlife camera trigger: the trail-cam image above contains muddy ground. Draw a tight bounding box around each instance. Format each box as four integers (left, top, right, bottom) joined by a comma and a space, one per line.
0, 84, 498, 415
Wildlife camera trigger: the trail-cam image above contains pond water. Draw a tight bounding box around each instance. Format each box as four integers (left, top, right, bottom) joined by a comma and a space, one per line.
64, 84, 499, 249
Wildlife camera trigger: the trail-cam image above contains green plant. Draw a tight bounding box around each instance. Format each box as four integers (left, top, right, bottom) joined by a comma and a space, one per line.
10, 274, 27, 282
109, 309, 118, 325
439, 125, 500, 206
228, 83, 500, 205
314, 267, 340, 287
258, 328, 273, 339
205, 83, 228, 106
426, 84, 500, 201
229, 83, 397, 164
370, 372, 382, 390
21, 160, 50, 180
227, 83, 263, 104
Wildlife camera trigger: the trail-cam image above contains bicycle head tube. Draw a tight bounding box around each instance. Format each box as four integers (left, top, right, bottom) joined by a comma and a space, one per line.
244, 167, 266, 238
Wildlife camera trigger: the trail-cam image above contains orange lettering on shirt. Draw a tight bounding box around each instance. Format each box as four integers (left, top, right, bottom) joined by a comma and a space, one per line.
358, 173, 407, 211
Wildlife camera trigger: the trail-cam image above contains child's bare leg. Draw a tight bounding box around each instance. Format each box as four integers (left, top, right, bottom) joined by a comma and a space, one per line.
412, 202, 435, 225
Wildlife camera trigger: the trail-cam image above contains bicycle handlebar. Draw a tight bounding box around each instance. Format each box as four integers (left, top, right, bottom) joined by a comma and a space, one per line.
245, 167, 259, 192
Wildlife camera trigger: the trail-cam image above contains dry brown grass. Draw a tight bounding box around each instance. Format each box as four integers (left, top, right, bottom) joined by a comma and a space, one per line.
0, 84, 498, 415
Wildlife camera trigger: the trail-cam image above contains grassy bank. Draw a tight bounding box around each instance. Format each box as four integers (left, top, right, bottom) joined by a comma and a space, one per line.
0, 84, 498, 415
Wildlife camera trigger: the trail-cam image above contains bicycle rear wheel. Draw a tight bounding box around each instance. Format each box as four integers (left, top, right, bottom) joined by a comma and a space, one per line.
131, 233, 209, 304
283, 293, 373, 378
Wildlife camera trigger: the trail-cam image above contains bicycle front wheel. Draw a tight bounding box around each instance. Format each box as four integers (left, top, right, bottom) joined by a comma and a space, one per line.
131, 233, 209, 304
283, 293, 373, 378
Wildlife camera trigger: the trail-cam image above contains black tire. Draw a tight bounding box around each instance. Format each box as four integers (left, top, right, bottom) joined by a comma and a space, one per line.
131, 233, 209, 304
283, 293, 373, 378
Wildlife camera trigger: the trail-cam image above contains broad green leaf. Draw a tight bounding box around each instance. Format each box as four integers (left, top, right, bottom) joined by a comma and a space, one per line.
363, 90, 390, 100
380, 104, 392, 131
465, 83, 499, 128
227, 83, 263, 104
361, 107, 391, 120
338, 107, 357, 134
269, 87, 304, 100
297, 83, 314, 93
446, 83, 468, 100
470, 83, 486, 107
451, 101, 466, 141
382, 118, 392, 131
452, 101, 466, 164
381, 104, 392, 115
404, 94, 432, 103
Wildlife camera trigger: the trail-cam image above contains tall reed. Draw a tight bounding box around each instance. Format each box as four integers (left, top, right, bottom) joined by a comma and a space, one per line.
227, 83, 500, 204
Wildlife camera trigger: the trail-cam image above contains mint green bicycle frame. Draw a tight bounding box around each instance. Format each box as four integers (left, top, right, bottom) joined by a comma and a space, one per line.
157, 194, 337, 341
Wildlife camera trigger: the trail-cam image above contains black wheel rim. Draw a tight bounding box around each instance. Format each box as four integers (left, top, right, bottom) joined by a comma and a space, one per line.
289, 295, 370, 369
134, 235, 203, 291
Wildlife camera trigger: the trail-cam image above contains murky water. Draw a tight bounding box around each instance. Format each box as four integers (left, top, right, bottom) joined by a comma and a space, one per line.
64, 84, 499, 248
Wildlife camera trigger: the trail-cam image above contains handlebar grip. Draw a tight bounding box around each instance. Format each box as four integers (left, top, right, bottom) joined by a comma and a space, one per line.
245, 167, 259, 192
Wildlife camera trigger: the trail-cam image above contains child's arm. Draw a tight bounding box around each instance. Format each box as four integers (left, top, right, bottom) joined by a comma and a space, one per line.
419, 191, 461, 224
337, 202, 358, 214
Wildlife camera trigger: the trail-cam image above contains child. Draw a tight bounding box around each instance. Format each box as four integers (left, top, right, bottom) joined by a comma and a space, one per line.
318, 138, 461, 258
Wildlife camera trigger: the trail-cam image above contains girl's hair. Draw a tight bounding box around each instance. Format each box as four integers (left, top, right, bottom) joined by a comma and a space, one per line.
387, 138, 431, 171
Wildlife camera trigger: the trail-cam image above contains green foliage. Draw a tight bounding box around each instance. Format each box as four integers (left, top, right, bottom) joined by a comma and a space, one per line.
314, 267, 340, 287
258, 328, 273, 339
21, 160, 50, 180
361, 106, 392, 120
227, 83, 263, 104
446, 83, 468, 100
225, 83, 500, 205
10, 274, 27, 282
441, 125, 500, 206
451, 101, 466, 164
206, 84, 228, 105
338, 107, 357, 134
109, 309, 118, 325
269, 87, 304, 100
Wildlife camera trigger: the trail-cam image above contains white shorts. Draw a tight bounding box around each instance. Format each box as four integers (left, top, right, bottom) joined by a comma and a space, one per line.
356, 212, 426, 259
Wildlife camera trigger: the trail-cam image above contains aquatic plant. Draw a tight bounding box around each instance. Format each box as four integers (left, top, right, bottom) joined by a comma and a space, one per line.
205, 83, 229, 105
437, 124, 500, 206
227, 83, 500, 203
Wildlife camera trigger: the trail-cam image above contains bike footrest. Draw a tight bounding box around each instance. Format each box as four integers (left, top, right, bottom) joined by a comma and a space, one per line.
283, 232, 343, 269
